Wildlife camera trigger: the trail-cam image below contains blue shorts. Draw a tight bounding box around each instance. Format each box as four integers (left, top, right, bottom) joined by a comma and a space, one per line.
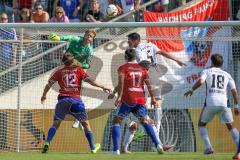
114, 103, 148, 119
54, 97, 87, 121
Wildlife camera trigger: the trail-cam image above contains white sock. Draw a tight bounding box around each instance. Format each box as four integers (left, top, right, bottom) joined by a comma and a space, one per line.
153, 125, 162, 146
154, 107, 163, 135
199, 127, 212, 149
230, 128, 239, 147
122, 129, 135, 151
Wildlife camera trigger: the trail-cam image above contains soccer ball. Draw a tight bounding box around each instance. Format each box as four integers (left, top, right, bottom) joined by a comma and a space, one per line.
106, 4, 118, 17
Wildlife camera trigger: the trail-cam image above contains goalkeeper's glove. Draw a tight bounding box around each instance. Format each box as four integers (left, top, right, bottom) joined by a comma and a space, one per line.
49, 33, 60, 41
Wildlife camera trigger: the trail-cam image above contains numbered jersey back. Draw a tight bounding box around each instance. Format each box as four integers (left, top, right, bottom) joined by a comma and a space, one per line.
135, 42, 160, 65
49, 66, 88, 98
118, 62, 149, 105
200, 67, 236, 107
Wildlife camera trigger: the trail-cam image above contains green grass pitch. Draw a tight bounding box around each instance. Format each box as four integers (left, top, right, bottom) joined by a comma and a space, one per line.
0, 152, 233, 160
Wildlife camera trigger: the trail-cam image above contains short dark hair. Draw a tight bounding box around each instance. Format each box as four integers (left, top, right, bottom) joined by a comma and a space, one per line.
125, 49, 136, 61
127, 32, 140, 41
211, 53, 223, 67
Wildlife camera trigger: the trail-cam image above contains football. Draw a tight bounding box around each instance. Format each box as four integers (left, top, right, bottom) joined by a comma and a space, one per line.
106, 4, 118, 17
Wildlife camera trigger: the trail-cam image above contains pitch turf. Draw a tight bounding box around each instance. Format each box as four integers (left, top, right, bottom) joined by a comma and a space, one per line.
0, 152, 234, 160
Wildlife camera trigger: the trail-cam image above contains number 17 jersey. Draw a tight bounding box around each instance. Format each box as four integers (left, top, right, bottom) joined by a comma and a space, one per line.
200, 67, 236, 107
118, 62, 149, 105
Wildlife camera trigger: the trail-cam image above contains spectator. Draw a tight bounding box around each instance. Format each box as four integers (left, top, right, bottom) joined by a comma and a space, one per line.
53, 0, 84, 22
49, 6, 69, 22
31, 2, 49, 22
0, 13, 17, 71
0, 1, 14, 22
83, 0, 105, 22
109, 0, 141, 21
99, 0, 110, 17
17, 8, 31, 23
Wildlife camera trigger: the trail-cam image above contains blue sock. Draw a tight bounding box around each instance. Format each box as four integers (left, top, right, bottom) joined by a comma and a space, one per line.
46, 126, 57, 143
143, 123, 159, 147
85, 130, 95, 150
237, 134, 240, 153
112, 124, 121, 151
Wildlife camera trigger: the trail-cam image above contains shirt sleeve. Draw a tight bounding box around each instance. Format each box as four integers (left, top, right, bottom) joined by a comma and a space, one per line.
60, 35, 81, 42
118, 66, 124, 75
135, 48, 144, 63
78, 67, 88, 80
228, 75, 236, 90
151, 43, 160, 54
200, 70, 207, 81
48, 70, 59, 84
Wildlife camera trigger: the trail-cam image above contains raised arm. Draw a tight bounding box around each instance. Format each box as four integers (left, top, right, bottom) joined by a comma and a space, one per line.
157, 51, 186, 66
184, 78, 205, 97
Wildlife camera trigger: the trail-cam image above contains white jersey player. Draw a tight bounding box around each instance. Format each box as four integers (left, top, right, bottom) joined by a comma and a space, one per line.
184, 53, 239, 155
114, 32, 186, 153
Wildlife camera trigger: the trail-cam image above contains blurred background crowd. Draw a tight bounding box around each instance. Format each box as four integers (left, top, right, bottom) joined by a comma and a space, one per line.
0, 0, 238, 24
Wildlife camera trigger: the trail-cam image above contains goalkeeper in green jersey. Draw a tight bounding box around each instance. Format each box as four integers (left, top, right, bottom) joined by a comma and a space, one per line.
49, 30, 96, 69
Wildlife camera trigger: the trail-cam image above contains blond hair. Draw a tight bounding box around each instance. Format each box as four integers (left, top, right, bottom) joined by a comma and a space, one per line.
85, 29, 97, 38
55, 6, 66, 16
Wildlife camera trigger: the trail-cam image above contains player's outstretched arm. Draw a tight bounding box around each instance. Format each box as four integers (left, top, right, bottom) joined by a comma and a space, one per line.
108, 86, 119, 99
41, 82, 54, 104
84, 77, 112, 94
158, 51, 186, 66
184, 79, 204, 97
49, 33, 79, 42
145, 79, 158, 109
231, 88, 239, 115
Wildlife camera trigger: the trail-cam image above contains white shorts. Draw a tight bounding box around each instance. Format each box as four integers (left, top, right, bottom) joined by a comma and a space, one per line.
200, 106, 233, 124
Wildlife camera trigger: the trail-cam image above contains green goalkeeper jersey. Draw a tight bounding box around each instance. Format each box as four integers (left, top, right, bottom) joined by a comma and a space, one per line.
59, 35, 94, 65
